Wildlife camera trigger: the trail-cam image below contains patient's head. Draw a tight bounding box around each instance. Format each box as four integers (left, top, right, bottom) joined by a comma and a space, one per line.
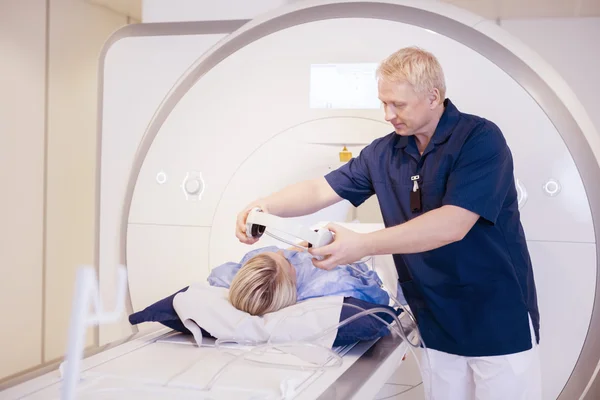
229, 251, 297, 316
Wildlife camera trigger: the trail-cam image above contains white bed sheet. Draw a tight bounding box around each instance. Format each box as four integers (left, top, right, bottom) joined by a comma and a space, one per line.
2, 327, 410, 400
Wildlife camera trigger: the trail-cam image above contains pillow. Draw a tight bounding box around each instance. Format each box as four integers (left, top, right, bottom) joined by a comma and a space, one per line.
128, 286, 401, 347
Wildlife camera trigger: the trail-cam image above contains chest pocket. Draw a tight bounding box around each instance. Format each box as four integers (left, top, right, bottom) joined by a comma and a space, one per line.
420, 178, 447, 212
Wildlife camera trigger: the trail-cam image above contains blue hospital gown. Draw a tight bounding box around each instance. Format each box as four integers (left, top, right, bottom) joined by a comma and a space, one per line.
207, 246, 390, 305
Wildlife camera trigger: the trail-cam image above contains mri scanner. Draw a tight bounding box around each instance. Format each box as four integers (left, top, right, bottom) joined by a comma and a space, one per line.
2, 0, 600, 398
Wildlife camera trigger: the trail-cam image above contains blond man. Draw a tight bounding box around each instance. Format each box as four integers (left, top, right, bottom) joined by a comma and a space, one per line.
236, 46, 541, 399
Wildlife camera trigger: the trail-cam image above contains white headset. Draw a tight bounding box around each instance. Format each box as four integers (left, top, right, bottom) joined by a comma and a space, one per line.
245, 207, 334, 249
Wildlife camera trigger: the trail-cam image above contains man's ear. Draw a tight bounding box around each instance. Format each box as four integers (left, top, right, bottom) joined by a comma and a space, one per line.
428, 88, 441, 109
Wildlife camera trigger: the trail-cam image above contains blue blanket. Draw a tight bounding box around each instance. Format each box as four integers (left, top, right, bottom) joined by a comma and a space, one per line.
208, 246, 391, 305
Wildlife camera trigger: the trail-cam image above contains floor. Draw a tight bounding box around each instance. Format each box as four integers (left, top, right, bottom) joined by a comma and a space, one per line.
375, 348, 426, 400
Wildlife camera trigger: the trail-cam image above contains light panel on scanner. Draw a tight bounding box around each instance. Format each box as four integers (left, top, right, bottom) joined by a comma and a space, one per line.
310, 63, 380, 109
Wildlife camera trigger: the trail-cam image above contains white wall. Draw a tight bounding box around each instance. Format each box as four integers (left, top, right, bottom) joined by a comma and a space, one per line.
0, 0, 128, 382
0, 0, 46, 381
501, 17, 600, 136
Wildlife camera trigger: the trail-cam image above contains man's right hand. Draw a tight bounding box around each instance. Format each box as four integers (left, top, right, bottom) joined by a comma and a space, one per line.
235, 202, 269, 245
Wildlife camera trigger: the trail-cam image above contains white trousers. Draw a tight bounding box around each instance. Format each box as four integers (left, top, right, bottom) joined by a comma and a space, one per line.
419, 316, 542, 400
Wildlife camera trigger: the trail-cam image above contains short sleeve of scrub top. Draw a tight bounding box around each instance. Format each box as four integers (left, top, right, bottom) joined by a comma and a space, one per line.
442, 123, 514, 225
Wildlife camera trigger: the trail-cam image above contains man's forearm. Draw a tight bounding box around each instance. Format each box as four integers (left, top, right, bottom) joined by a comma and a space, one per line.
260, 177, 342, 218
364, 205, 479, 255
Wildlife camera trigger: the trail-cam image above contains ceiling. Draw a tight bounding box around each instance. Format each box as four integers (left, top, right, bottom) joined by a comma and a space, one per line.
85, 0, 600, 22
84, 0, 142, 21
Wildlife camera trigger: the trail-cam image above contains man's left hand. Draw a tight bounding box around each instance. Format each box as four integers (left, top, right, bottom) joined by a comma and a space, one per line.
308, 223, 370, 270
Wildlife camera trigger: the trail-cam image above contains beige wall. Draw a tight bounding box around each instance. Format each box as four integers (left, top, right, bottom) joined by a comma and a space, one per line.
0, 0, 47, 381
45, 0, 127, 363
0, 0, 128, 382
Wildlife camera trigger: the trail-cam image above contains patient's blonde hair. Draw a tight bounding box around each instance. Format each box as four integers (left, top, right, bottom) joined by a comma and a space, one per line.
376, 46, 446, 99
229, 254, 297, 316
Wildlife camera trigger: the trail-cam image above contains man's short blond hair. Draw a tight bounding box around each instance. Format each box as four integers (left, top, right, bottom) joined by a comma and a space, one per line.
229, 254, 297, 316
376, 46, 446, 99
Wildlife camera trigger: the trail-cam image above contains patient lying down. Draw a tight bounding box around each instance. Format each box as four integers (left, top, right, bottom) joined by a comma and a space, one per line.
207, 244, 390, 316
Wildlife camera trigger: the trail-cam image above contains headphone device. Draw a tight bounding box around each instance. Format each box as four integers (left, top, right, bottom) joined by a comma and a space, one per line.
245, 207, 334, 249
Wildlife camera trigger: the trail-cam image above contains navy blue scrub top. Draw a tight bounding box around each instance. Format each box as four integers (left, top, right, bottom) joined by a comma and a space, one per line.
325, 99, 540, 357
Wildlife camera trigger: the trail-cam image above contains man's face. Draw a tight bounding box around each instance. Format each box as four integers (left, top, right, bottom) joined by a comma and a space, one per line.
378, 78, 437, 136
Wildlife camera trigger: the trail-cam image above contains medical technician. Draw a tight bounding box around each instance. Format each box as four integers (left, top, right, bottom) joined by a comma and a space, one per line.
235, 46, 541, 399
